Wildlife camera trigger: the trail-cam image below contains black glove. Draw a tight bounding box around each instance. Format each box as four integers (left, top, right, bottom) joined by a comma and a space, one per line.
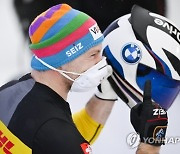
130, 80, 168, 146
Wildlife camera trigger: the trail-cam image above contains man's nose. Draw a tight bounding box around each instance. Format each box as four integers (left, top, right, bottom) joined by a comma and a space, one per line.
95, 54, 103, 64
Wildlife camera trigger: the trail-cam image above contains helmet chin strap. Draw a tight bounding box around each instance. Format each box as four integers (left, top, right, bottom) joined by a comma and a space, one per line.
34, 56, 81, 82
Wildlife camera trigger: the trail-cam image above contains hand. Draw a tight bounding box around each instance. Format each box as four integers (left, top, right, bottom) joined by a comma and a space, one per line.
130, 80, 168, 146
95, 76, 118, 101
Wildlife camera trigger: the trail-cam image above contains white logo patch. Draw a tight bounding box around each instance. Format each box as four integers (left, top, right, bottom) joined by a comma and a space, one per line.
153, 109, 166, 116
89, 24, 103, 40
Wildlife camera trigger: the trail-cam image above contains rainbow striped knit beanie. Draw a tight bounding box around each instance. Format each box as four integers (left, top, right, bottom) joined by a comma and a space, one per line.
29, 4, 104, 70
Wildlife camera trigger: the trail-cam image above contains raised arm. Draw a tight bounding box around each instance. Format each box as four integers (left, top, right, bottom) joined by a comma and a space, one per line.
73, 78, 117, 144
136, 143, 160, 154
131, 81, 168, 154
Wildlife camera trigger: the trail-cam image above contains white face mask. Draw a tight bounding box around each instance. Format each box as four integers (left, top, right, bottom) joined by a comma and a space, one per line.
35, 56, 112, 92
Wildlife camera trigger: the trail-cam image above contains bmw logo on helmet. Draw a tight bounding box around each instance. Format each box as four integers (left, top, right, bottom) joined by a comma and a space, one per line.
121, 43, 142, 64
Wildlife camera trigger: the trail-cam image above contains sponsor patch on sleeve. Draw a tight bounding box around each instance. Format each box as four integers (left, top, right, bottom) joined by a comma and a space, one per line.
80, 142, 92, 154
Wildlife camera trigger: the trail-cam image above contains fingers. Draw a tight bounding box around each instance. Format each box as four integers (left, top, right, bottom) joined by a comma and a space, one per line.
143, 80, 152, 104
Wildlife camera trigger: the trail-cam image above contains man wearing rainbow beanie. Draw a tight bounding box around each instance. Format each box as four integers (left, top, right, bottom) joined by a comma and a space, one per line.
0, 4, 118, 153
0, 3, 164, 154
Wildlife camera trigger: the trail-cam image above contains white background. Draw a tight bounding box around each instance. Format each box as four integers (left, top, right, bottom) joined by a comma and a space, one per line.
0, 0, 179, 153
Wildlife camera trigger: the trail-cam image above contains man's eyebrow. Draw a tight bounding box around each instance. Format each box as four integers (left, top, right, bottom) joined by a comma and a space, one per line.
91, 50, 101, 54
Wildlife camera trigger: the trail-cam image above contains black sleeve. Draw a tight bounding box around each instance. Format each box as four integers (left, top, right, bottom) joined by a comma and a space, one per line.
32, 118, 89, 154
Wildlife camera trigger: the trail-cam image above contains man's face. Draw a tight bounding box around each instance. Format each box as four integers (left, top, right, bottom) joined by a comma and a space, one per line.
61, 44, 102, 80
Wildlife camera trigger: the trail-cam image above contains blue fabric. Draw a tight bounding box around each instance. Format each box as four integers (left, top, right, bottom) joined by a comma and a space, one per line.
31, 33, 104, 70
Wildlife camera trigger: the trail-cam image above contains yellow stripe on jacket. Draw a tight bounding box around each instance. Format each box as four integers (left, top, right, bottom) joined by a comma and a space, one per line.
0, 121, 32, 154
72, 108, 103, 144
